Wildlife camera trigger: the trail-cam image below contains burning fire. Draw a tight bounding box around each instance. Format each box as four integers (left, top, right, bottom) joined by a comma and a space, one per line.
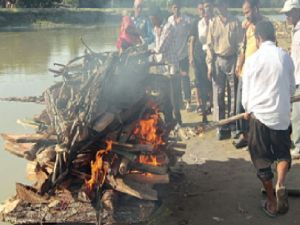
139, 154, 162, 167
85, 140, 112, 192
133, 107, 164, 146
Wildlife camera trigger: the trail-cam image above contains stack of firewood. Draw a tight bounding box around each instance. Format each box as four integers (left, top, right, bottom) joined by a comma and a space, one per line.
0, 46, 186, 224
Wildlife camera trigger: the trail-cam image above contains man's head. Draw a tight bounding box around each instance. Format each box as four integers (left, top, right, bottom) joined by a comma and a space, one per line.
281, 0, 300, 26
196, 1, 205, 18
215, 0, 228, 16
133, 0, 143, 17
203, 0, 214, 18
169, 0, 181, 17
243, 0, 260, 23
149, 5, 163, 27
255, 20, 276, 47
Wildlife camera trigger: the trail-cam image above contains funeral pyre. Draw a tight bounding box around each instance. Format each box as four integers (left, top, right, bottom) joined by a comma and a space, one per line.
0, 46, 186, 224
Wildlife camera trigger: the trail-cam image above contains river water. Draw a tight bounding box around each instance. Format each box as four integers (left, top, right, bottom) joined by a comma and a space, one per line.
0, 25, 118, 225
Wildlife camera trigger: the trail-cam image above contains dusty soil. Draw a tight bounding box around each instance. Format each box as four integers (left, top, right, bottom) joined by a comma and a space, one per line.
150, 110, 300, 225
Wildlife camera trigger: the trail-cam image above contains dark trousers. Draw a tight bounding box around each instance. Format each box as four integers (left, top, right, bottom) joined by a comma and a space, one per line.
179, 57, 191, 102
194, 57, 211, 114
170, 75, 182, 125
212, 55, 237, 131
248, 116, 291, 172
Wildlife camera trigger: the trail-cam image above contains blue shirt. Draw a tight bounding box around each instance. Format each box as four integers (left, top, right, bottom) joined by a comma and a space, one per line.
132, 15, 154, 45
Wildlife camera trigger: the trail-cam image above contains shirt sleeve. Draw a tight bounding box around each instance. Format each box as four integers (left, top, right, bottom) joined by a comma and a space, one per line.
156, 23, 173, 54
242, 60, 251, 112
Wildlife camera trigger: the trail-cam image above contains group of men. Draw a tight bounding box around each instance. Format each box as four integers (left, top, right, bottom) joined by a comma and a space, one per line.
116, 0, 300, 217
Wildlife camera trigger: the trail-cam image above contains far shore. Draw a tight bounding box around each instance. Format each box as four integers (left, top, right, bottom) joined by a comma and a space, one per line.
0, 7, 283, 29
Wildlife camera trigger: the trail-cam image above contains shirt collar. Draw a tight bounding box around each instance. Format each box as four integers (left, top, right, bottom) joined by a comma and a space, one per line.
260, 41, 276, 48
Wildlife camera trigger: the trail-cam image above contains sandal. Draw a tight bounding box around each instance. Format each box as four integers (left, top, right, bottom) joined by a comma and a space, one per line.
276, 186, 289, 214
261, 200, 277, 218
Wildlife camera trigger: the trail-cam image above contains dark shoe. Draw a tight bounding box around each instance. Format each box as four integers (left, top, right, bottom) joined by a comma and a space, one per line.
233, 138, 248, 149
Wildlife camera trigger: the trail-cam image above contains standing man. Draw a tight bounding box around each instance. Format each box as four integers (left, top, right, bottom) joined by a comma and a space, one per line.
206, 0, 242, 140
242, 21, 295, 217
132, 0, 154, 46
168, 0, 193, 112
281, 0, 300, 159
189, 0, 213, 122
233, 0, 267, 148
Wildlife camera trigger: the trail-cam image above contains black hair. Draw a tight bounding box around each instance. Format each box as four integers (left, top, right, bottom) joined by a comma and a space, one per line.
168, 0, 181, 7
255, 20, 276, 42
244, 0, 260, 8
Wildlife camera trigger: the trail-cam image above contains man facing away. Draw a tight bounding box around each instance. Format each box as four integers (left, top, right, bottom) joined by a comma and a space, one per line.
233, 0, 268, 149
206, 0, 242, 140
242, 21, 295, 217
281, 0, 300, 159
189, 0, 213, 122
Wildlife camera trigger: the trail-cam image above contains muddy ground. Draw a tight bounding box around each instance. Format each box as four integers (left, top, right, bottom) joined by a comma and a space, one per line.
150, 110, 300, 225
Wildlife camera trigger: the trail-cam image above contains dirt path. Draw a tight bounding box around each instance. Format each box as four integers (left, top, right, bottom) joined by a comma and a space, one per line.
152, 111, 300, 225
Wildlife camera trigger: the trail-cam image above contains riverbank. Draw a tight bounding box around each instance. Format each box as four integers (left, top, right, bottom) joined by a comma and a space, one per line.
0, 8, 283, 28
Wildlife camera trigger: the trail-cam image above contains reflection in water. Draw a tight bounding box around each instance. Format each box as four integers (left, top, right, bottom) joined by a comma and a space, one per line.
0, 26, 118, 225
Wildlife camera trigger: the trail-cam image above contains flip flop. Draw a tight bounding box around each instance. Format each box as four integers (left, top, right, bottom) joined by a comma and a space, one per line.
261, 200, 277, 218
276, 186, 289, 214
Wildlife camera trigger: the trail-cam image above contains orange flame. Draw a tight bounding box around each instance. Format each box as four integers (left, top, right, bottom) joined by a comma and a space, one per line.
139, 154, 162, 167
133, 109, 164, 146
85, 141, 112, 192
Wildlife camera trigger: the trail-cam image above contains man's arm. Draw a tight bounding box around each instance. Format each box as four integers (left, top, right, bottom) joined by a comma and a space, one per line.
206, 20, 214, 80
242, 60, 251, 112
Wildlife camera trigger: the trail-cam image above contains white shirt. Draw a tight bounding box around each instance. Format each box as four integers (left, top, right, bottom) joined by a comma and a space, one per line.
198, 17, 209, 51
242, 41, 295, 130
291, 20, 300, 85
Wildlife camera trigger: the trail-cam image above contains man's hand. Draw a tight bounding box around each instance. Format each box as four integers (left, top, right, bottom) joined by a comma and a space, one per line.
235, 64, 242, 77
244, 112, 250, 120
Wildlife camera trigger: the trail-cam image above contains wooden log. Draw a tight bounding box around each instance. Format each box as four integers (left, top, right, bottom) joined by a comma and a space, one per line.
107, 177, 158, 201
0, 96, 44, 103
125, 173, 170, 184
131, 162, 168, 175
112, 142, 155, 153
167, 142, 187, 149
3, 141, 36, 159
0, 133, 57, 144
16, 183, 49, 204
92, 113, 115, 133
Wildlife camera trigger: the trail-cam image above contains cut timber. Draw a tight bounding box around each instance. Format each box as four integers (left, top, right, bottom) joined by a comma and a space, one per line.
108, 177, 158, 201
168, 142, 187, 149
113, 142, 155, 152
125, 173, 170, 184
0, 133, 57, 143
131, 162, 168, 175
16, 183, 49, 204
3, 141, 35, 159
92, 113, 115, 132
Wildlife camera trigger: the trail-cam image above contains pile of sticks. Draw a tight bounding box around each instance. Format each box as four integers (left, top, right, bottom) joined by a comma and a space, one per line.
0, 46, 186, 224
